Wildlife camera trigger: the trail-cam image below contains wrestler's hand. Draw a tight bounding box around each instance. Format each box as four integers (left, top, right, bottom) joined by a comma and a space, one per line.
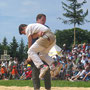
38, 31, 44, 37
27, 57, 32, 63
24, 57, 32, 65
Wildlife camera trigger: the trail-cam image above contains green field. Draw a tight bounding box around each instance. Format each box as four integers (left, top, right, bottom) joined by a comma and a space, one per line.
0, 80, 90, 87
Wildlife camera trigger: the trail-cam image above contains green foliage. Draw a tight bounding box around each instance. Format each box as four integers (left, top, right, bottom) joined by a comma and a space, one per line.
24, 44, 28, 59
2, 37, 9, 51
18, 38, 26, 62
9, 36, 18, 58
55, 28, 90, 49
0, 37, 9, 57
2, 37, 8, 46
59, 0, 89, 26
0, 36, 28, 62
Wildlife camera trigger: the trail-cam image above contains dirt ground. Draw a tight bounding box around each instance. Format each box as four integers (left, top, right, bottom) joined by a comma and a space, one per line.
0, 86, 90, 90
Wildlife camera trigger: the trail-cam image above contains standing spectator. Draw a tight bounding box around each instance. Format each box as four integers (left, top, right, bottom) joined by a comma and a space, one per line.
11, 66, 20, 79
1, 65, 7, 79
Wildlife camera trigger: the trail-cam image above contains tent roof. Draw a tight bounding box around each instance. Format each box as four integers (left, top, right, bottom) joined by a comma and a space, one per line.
48, 44, 62, 56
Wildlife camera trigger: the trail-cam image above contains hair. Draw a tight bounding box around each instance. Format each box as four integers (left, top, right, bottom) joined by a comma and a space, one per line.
36, 14, 46, 21
78, 66, 83, 70
19, 24, 27, 35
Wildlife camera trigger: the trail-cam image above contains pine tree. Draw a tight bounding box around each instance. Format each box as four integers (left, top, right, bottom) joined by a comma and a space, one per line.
58, 0, 89, 45
9, 36, 18, 58
1, 37, 9, 54
2, 37, 8, 46
18, 38, 25, 62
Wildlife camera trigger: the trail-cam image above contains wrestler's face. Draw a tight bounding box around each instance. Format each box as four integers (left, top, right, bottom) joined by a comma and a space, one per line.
21, 30, 26, 35
37, 16, 46, 25
20, 27, 26, 35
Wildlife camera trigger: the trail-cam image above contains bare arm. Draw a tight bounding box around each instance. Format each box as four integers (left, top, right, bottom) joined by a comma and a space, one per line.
32, 33, 39, 39
83, 72, 90, 80
28, 35, 32, 48
32, 31, 45, 39
28, 32, 44, 47
73, 75, 80, 80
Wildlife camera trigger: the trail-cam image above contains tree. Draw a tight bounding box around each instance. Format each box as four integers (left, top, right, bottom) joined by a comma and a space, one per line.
55, 28, 90, 49
9, 36, 18, 58
18, 38, 25, 62
58, 0, 89, 45
2, 37, 8, 46
0, 37, 9, 55
55, 29, 74, 49
0, 43, 3, 57
24, 44, 28, 59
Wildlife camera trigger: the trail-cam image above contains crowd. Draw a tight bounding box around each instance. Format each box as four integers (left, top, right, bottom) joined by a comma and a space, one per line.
51, 43, 90, 81
0, 57, 32, 80
0, 43, 90, 81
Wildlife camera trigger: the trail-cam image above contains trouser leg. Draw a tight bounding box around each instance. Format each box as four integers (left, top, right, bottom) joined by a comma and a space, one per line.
28, 42, 44, 68
44, 68, 51, 90
32, 65, 40, 90
39, 41, 56, 65
28, 42, 55, 68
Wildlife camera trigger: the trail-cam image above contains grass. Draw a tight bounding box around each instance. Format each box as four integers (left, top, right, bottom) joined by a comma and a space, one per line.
0, 80, 90, 87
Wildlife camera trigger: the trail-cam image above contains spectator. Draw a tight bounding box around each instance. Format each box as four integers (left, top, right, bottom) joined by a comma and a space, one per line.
68, 66, 85, 81
11, 66, 20, 79
82, 66, 90, 81
20, 68, 27, 80
25, 67, 32, 80
66, 59, 73, 78
1, 65, 7, 80
81, 53, 88, 66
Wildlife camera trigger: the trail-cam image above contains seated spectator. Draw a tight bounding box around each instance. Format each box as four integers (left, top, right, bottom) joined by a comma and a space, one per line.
25, 67, 32, 80
50, 63, 63, 79
77, 60, 84, 69
66, 59, 73, 79
20, 68, 27, 80
81, 53, 88, 66
82, 66, 90, 81
88, 56, 90, 63
68, 66, 85, 81
84, 61, 90, 69
55, 55, 60, 63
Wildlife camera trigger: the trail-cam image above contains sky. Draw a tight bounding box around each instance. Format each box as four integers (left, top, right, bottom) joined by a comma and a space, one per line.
0, 0, 90, 45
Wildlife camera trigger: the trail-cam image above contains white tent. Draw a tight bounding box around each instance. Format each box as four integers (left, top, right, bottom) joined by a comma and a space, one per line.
48, 44, 62, 57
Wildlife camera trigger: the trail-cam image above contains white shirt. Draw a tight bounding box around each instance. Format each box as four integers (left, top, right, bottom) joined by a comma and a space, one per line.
25, 23, 49, 37
77, 70, 85, 76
